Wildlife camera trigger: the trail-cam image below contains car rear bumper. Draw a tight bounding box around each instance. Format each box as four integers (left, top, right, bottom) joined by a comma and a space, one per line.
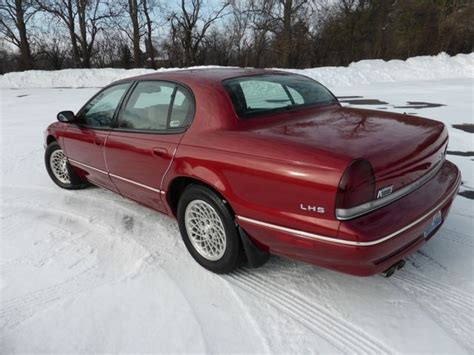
237, 160, 461, 276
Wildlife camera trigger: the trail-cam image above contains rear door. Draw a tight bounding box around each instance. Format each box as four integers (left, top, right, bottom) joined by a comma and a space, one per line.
63, 83, 131, 191
104, 80, 194, 212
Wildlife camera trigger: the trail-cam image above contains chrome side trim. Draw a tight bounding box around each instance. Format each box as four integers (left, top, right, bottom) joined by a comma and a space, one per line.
68, 158, 163, 193
109, 173, 162, 193
237, 173, 460, 247
237, 216, 362, 246
336, 158, 445, 220
68, 159, 108, 175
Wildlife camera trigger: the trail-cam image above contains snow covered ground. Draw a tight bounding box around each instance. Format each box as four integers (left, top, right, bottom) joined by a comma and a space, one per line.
1, 56, 473, 353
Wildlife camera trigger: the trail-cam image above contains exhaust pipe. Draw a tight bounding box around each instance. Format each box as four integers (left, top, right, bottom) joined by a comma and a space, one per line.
381, 259, 406, 278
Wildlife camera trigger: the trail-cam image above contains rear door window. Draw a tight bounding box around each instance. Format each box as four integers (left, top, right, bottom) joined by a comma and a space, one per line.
118, 81, 193, 131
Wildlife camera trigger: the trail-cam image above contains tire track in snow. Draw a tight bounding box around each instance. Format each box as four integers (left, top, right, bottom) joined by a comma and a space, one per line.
392, 271, 473, 310
441, 228, 472, 239
228, 269, 392, 355
1, 184, 138, 210
1, 202, 116, 239
0, 266, 103, 331
439, 228, 473, 248
392, 271, 473, 351
3, 196, 179, 266
0, 203, 153, 332
222, 281, 273, 353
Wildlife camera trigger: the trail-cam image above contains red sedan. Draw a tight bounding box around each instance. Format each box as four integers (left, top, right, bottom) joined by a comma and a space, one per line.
44, 68, 461, 277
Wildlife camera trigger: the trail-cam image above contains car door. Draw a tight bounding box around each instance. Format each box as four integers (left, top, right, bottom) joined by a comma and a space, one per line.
104, 80, 194, 212
63, 83, 131, 191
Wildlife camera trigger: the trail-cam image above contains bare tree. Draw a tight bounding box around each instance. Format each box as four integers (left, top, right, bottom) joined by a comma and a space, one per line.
226, 0, 254, 66
35, 0, 114, 68
93, 29, 129, 67
114, 0, 158, 68
33, 25, 70, 70
128, 0, 143, 67
142, 0, 155, 68
0, 0, 35, 69
279, 0, 309, 67
169, 0, 229, 66
252, 0, 310, 67
1, 0, 473, 73
246, 0, 276, 67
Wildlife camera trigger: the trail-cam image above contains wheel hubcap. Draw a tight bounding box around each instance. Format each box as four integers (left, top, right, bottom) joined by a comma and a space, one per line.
50, 149, 70, 184
184, 199, 227, 261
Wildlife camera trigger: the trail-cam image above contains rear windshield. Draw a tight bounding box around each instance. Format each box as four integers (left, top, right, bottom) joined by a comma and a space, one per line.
222, 74, 338, 118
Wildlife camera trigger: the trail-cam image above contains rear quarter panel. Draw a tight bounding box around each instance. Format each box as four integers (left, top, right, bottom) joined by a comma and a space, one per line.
164, 141, 344, 239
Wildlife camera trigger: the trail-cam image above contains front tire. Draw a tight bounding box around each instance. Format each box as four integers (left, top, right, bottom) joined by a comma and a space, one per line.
45, 141, 86, 189
177, 184, 243, 274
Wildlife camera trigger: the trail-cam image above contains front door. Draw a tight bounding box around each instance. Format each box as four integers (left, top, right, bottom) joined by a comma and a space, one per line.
104, 80, 194, 212
63, 83, 130, 191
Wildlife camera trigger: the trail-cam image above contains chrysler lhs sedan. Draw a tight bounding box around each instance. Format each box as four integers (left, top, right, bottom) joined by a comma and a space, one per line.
44, 68, 461, 277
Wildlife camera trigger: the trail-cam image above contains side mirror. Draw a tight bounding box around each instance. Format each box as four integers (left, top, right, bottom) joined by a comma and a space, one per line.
57, 111, 76, 123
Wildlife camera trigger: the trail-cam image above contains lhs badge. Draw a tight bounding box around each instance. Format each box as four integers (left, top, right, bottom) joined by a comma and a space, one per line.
300, 204, 325, 214
377, 185, 393, 199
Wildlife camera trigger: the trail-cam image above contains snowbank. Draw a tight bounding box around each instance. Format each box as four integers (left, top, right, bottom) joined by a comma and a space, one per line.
286, 52, 474, 88
0, 52, 472, 89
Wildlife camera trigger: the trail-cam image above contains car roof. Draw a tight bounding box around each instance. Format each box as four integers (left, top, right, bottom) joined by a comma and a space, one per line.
119, 67, 292, 86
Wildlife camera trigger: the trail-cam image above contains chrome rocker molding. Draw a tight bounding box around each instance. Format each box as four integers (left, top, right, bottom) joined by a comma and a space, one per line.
68, 158, 166, 194
336, 159, 445, 221
69, 158, 108, 175
109, 173, 162, 193
237, 173, 461, 247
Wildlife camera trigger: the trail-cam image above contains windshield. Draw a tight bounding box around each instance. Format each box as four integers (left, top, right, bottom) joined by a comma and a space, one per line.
222, 74, 338, 118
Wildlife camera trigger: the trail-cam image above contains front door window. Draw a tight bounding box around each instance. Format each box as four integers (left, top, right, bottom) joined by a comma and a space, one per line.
80, 83, 130, 128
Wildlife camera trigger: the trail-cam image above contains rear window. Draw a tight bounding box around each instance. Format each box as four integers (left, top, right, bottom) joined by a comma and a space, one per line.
223, 74, 337, 118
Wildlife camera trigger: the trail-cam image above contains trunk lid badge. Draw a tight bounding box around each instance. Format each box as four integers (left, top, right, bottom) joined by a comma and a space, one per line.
377, 185, 394, 199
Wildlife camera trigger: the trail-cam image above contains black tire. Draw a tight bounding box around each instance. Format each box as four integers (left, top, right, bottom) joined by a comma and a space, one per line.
177, 184, 243, 274
45, 141, 86, 189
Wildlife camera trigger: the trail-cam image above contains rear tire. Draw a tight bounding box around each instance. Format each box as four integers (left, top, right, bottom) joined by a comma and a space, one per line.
45, 141, 86, 189
177, 184, 243, 274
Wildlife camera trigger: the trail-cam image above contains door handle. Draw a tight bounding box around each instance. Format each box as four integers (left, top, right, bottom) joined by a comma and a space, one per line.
152, 147, 168, 158
94, 138, 104, 146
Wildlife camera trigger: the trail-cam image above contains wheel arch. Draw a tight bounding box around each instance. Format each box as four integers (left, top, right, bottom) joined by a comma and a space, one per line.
46, 135, 57, 145
165, 175, 235, 218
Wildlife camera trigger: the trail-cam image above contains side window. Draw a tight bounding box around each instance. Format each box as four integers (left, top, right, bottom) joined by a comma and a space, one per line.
169, 87, 193, 129
240, 80, 291, 110
81, 84, 129, 128
119, 81, 193, 131
119, 81, 173, 130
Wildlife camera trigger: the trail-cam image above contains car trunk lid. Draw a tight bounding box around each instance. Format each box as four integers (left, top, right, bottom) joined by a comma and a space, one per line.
247, 106, 448, 195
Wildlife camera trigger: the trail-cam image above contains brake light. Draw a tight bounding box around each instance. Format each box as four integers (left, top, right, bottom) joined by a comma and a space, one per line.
336, 159, 375, 211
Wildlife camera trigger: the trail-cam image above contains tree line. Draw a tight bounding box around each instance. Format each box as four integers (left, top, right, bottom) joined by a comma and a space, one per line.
0, 0, 472, 74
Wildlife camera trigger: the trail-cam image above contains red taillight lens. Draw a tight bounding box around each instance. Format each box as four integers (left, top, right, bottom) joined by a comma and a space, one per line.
336, 159, 375, 210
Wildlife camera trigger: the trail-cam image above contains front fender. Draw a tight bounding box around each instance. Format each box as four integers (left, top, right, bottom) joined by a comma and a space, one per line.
44, 122, 68, 150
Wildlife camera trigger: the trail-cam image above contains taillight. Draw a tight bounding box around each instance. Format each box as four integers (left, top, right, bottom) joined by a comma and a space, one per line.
336, 159, 375, 212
